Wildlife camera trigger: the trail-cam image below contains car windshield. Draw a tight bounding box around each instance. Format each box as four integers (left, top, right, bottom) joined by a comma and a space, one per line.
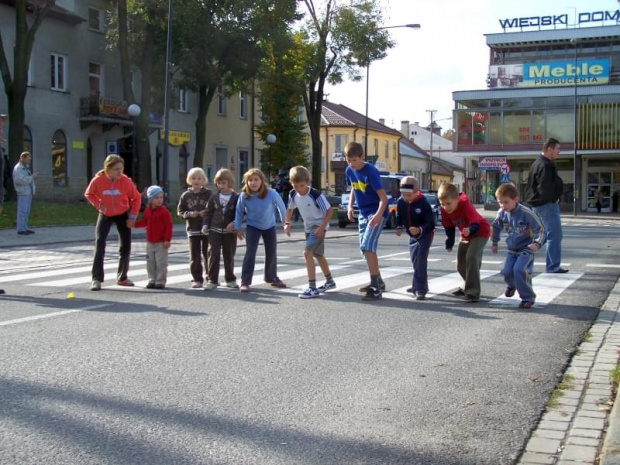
424, 194, 438, 206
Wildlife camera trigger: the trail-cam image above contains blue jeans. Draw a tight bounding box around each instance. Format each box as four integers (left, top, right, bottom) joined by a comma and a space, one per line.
409, 232, 434, 295
16, 194, 32, 232
502, 250, 536, 303
532, 203, 562, 272
241, 226, 278, 285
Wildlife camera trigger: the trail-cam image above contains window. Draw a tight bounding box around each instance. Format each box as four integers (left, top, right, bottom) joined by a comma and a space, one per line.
178, 88, 188, 112
334, 134, 348, 152
217, 85, 227, 116
239, 92, 247, 119
384, 140, 389, 158
51, 53, 67, 91
52, 130, 67, 187
89, 62, 103, 95
88, 8, 104, 32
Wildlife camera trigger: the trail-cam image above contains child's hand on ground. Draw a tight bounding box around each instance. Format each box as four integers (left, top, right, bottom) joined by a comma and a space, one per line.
163, 241, 170, 249
491, 244, 498, 254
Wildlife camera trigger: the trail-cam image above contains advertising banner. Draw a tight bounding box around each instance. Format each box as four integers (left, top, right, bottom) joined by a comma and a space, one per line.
478, 156, 507, 171
489, 59, 610, 88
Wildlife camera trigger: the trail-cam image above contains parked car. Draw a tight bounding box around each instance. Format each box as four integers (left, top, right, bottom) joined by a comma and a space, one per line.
320, 189, 341, 209
423, 193, 442, 226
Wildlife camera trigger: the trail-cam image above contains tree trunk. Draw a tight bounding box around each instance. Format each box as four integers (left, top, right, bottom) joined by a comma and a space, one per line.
303, 80, 324, 191
193, 84, 216, 171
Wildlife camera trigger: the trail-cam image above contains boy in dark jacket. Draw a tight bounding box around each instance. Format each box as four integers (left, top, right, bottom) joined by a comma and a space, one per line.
395, 176, 435, 300
202, 168, 239, 289
439, 183, 491, 302
177, 168, 212, 288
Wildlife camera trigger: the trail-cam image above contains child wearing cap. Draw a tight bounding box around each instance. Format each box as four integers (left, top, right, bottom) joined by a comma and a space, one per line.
395, 176, 435, 300
134, 185, 173, 289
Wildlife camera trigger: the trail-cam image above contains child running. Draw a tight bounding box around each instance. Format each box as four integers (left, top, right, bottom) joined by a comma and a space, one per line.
344, 141, 388, 301
284, 166, 336, 299
134, 186, 173, 289
491, 183, 546, 309
177, 168, 212, 289
438, 183, 491, 303
395, 176, 435, 300
202, 168, 239, 290
231, 168, 287, 293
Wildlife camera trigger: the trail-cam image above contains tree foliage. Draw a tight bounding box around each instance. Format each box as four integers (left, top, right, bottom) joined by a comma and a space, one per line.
298, 0, 393, 189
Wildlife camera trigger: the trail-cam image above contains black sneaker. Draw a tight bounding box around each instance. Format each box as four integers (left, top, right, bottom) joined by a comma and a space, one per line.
362, 286, 382, 300
359, 282, 386, 293
416, 293, 426, 301
317, 281, 336, 293
464, 294, 479, 303
505, 287, 516, 298
406, 287, 413, 293
451, 288, 465, 296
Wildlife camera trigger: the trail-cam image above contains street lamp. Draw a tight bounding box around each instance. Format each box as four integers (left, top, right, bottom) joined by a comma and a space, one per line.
162, 0, 173, 205
364, 23, 420, 158
127, 103, 141, 182
266, 133, 276, 177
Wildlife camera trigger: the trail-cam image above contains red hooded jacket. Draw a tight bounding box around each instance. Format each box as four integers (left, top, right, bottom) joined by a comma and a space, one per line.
85, 172, 141, 219
440, 192, 491, 240
134, 205, 173, 243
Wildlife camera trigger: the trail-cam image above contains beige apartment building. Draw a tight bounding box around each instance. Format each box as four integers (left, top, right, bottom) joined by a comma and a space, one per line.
320, 101, 402, 194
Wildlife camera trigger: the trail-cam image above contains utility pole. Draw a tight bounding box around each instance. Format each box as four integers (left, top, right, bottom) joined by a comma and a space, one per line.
427, 109, 436, 190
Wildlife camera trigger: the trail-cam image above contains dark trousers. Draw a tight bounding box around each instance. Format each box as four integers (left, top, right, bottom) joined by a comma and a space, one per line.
242, 226, 278, 285
409, 232, 434, 295
189, 235, 209, 283
207, 231, 237, 284
456, 236, 488, 299
92, 212, 132, 282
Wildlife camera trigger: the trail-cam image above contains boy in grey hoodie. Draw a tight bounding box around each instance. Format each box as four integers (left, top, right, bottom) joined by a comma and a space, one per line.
491, 183, 546, 309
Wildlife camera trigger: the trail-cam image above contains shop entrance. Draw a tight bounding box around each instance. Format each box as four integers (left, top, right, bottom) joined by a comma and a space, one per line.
586, 171, 612, 213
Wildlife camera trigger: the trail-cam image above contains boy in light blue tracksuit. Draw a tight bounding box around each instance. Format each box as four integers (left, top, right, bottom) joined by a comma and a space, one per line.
491, 183, 546, 309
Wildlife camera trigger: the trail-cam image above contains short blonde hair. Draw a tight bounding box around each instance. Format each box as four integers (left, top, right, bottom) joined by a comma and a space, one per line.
495, 183, 519, 199
101, 155, 124, 176
289, 166, 310, 183
187, 167, 208, 186
20, 151, 31, 161
437, 183, 459, 202
241, 168, 268, 199
214, 168, 235, 188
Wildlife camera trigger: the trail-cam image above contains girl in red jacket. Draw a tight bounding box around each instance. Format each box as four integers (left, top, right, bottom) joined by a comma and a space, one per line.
134, 186, 173, 289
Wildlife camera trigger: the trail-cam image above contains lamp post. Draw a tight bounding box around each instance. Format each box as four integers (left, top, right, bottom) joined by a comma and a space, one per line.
571, 38, 578, 216
162, 0, 173, 205
127, 103, 141, 182
266, 133, 276, 178
364, 23, 420, 158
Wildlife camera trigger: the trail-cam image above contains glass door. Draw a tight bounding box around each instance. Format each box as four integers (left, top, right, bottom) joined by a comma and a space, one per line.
586, 172, 612, 213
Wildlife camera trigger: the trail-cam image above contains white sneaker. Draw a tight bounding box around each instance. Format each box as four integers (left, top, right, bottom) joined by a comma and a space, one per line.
226, 281, 239, 289
190, 282, 203, 289
203, 282, 217, 290
298, 287, 321, 299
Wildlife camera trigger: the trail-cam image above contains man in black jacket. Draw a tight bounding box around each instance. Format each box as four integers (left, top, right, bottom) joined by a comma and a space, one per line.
525, 138, 568, 273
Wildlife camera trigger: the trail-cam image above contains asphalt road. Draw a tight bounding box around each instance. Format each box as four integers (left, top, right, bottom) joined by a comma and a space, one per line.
0, 219, 619, 464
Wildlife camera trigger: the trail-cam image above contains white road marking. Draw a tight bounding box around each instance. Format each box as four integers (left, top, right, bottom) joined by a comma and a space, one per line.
385, 257, 442, 262
0, 303, 112, 327
489, 272, 584, 308
587, 264, 620, 269
0, 261, 147, 284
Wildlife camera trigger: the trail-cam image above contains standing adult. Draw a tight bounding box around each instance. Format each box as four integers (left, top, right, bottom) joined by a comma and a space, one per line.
85, 155, 141, 291
12, 151, 37, 235
525, 138, 568, 273
594, 188, 602, 214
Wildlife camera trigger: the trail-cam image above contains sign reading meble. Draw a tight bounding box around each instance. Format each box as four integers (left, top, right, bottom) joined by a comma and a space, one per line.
524, 59, 610, 87
499, 10, 619, 30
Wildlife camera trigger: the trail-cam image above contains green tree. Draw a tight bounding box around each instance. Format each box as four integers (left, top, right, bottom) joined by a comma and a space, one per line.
173, 0, 299, 173
298, 0, 393, 189
0, 0, 56, 193
256, 33, 309, 178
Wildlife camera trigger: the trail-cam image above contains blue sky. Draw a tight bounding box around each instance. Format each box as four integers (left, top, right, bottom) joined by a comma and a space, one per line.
324, 0, 619, 131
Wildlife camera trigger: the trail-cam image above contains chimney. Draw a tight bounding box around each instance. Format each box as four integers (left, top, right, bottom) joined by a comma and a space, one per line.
379, 118, 385, 126
400, 120, 409, 138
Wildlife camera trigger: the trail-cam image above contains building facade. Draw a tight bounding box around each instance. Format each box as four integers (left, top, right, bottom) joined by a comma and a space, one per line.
453, 12, 620, 211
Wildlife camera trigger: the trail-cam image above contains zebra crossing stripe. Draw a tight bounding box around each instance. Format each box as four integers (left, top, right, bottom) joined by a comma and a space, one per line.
489, 272, 583, 307
0, 304, 112, 327
382, 270, 500, 302
0, 261, 147, 284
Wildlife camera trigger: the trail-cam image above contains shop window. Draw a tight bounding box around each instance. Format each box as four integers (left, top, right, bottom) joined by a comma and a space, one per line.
546, 109, 574, 143
52, 130, 67, 187
51, 53, 67, 91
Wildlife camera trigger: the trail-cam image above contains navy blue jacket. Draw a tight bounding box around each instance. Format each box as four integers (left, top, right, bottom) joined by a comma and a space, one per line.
395, 195, 435, 239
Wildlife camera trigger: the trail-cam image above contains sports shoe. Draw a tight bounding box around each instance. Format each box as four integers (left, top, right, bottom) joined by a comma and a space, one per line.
154, 284, 165, 289
240, 284, 250, 293
299, 287, 321, 299
416, 293, 426, 301
464, 294, 479, 303
146, 282, 156, 289
551, 268, 569, 274
226, 281, 239, 289
317, 281, 336, 293
362, 286, 382, 300
203, 282, 217, 290
26, 230, 35, 234
519, 301, 534, 309
191, 282, 203, 289
505, 287, 516, 298
406, 287, 413, 293
452, 288, 465, 296
270, 278, 287, 288
116, 279, 134, 287
17, 231, 29, 236
90, 280, 101, 291
359, 282, 386, 293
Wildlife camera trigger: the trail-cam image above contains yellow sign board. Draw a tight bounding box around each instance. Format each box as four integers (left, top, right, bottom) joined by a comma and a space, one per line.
160, 130, 191, 146
72, 140, 85, 149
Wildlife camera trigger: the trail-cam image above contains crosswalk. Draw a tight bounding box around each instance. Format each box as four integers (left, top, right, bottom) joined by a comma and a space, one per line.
0, 250, 593, 310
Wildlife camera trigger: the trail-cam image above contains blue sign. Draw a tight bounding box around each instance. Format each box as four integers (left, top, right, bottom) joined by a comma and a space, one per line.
500, 173, 510, 183
523, 59, 610, 87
